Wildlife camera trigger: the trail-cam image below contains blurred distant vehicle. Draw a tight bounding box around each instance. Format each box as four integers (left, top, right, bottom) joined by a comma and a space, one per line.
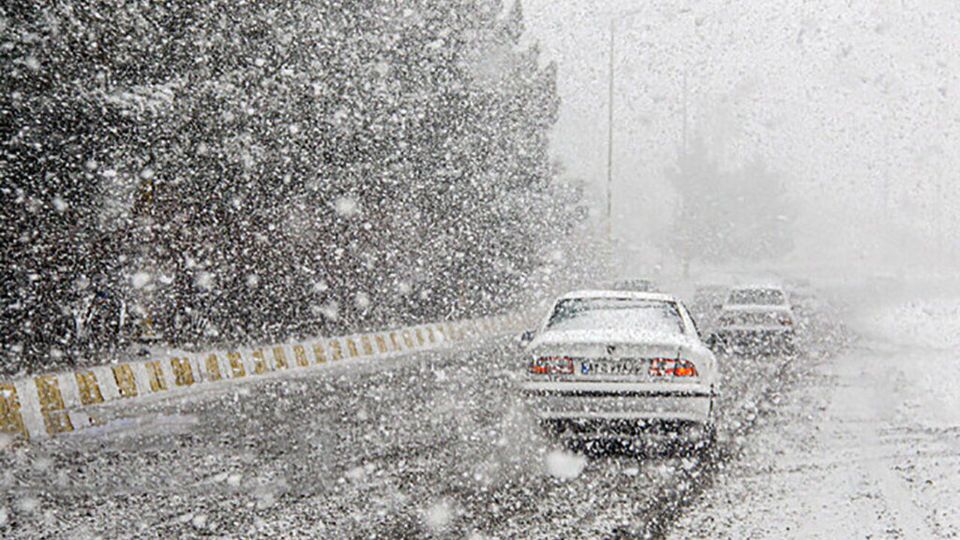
709, 285, 797, 354
518, 290, 719, 451
609, 278, 658, 293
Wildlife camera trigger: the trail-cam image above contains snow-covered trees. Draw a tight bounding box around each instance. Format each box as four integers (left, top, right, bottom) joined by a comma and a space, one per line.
1, 0, 564, 372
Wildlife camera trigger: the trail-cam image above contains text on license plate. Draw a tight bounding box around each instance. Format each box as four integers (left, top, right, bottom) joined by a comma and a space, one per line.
581, 360, 638, 375
580, 359, 678, 376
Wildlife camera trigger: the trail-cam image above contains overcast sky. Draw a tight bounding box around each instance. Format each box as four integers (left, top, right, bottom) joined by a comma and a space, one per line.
522, 0, 960, 270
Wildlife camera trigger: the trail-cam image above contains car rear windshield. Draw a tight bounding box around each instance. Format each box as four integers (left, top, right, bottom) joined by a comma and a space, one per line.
720, 311, 787, 326
728, 288, 786, 306
545, 298, 684, 334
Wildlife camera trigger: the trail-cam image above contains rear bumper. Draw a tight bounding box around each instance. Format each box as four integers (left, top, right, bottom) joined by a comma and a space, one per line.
520, 381, 715, 425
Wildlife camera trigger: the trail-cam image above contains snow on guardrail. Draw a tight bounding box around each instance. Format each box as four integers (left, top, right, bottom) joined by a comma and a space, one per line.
0, 313, 526, 442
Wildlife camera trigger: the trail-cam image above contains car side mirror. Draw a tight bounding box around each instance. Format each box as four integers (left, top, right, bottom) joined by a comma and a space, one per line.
518, 330, 535, 348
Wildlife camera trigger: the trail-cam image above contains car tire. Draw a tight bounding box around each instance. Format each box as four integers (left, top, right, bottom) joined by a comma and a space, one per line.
703, 422, 718, 448
698, 396, 719, 452
779, 333, 798, 355
682, 422, 716, 459
675, 422, 714, 458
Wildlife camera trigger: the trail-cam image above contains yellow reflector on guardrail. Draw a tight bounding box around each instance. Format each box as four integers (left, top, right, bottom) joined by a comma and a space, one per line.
346, 339, 359, 358
113, 364, 138, 397
205, 354, 222, 381
227, 352, 245, 378
35, 375, 73, 434
145, 361, 167, 392
329, 340, 343, 361
272, 347, 288, 369
170, 358, 194, 386
75, 371, 104, 405
252, 350, 268, 374
293, 345, 309, 367
312, 343, 326, 363
0, 383, 27, 439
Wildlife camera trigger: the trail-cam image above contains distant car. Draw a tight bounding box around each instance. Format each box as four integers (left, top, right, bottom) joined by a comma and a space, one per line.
610, 278, 658, 293
518, 290, 719, 449
709, 285, 796, 354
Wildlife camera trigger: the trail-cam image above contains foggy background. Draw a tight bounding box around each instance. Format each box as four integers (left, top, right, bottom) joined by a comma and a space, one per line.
524, 0, 960, 276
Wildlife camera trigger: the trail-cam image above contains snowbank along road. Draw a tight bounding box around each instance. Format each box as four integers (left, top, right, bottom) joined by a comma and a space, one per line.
1, 291, 844, 538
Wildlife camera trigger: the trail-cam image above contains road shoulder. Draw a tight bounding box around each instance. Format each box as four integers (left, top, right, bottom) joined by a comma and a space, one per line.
671, 301, 960, 539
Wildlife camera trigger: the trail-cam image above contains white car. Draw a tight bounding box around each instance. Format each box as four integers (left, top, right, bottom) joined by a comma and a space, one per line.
518, 290, 719, 447
709, 285, 797, 353
609, 278, 658, 293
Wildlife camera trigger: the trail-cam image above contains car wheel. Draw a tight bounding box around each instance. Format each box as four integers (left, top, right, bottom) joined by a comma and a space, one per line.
699, 397, 719, 451
678, 420, 716, 455
702, 422, 718, 448
786, 335, 800, 355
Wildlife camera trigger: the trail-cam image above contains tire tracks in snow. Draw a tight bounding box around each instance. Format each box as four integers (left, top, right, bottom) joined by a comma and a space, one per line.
568, 298, 848, 539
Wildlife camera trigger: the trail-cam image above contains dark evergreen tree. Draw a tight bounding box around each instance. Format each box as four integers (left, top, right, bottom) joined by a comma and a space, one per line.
1, 0, 567, 373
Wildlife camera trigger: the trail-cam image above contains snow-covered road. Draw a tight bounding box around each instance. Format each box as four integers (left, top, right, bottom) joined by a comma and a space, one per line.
672, 294, 960, 539
1, 293, 841, 538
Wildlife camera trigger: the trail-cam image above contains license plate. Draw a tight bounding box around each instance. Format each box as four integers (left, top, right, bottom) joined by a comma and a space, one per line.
580, 360, 647, 376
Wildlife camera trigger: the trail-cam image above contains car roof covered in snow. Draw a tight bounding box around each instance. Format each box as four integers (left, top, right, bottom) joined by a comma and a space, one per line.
557, 290, 678, 303
730, 283, 786, 292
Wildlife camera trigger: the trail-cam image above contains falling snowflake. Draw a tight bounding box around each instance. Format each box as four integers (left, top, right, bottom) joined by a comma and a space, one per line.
52, 196, 67, 212
320, 302, 339, 321
131, 272, 152, 289
334, 196, 360, 218
195, 272, 215, 291
423, 499, 455, 532
544, 450, 586, 480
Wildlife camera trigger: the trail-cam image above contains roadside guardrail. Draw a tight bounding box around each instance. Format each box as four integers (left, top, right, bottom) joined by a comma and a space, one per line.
0, 313, 524, 441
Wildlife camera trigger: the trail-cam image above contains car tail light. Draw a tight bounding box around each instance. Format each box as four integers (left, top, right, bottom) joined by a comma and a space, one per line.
672, 359, 698, 377
529, 356, 574, 375
648, 358, 699, 377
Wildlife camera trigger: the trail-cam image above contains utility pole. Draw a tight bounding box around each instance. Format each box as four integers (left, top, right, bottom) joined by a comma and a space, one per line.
679, 65, 691, 278
936, 175, 945, 268
606, 17, 615, 242
682, 67, 689, 156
